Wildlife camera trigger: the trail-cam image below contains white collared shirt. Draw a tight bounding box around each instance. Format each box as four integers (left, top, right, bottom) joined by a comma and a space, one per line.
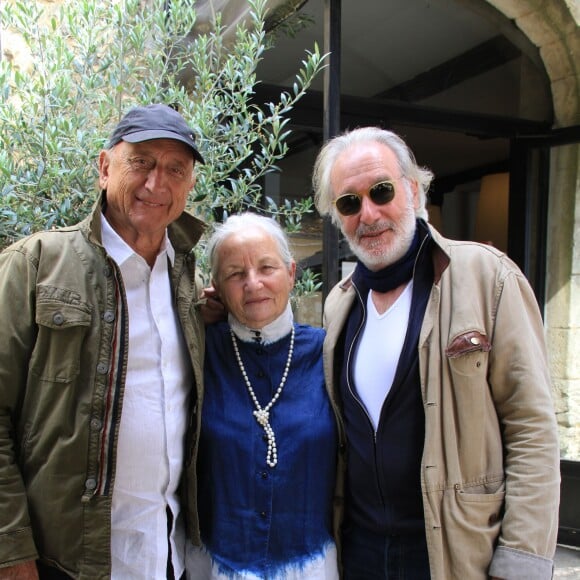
101, 215, 192, 579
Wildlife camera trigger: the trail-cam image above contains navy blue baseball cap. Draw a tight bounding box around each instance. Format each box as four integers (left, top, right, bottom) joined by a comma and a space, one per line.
107, 104, 205, 164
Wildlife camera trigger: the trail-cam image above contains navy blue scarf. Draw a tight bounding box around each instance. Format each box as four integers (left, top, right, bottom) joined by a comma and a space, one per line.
353, 224, 422, 293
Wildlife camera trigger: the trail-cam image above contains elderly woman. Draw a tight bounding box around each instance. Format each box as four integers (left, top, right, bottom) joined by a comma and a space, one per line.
188, 213, 340, 579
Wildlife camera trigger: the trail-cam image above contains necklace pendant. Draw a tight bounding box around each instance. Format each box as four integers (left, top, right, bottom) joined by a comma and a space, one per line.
254, 409, 269, 427
230, 326, 295, 469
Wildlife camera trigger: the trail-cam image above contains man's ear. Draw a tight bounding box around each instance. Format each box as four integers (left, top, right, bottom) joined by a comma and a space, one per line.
98, 150, 111, 190
410, 179, 420, 210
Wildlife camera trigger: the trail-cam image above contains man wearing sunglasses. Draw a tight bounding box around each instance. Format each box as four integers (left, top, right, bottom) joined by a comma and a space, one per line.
313, 127, 559, 580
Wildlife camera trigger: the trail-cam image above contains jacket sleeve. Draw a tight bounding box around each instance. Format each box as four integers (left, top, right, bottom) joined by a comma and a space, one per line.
487, 262, 560, 579
0, 247, 39, 566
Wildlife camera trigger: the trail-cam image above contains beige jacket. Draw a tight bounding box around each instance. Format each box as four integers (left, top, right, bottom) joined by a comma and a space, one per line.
323, 224, 560, 580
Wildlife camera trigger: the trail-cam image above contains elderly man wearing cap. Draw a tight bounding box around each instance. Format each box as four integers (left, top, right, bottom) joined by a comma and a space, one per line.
0, 104, 206, 579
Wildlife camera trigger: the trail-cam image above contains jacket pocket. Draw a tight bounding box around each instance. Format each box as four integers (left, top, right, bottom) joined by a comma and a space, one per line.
440, 480, 505, 578
445, 330, 491, 377
31, 300, 92, 382
454, 478, 505, 528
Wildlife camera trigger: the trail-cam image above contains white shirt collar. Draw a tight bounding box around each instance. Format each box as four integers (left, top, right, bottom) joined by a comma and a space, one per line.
100, 212, 175, 266
229, 303, 294, 345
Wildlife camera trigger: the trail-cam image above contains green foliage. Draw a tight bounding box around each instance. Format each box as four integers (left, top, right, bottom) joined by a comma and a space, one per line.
291, 266, 322, 313
0, 0, 326, 269
293, 266, 322, 295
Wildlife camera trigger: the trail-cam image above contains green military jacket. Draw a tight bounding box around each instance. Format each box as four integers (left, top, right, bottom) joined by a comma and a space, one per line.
0, 195, 206, 578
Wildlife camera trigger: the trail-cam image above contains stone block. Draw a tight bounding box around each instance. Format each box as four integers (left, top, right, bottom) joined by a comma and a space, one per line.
551, 76, 580, 126
554, 377, 580, 460
541, 39, 577, 82
534, 0, 579, 36
568, 326, 580, 379
553, 378, 570, 415
293, 292, 322, 328
547, 326, 572, 376
517, 11, 556, 47
487, 0, 534, 20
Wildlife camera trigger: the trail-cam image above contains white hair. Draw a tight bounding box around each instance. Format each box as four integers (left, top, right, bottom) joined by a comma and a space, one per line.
206, 213, 294, 280
312, 126, 433, 225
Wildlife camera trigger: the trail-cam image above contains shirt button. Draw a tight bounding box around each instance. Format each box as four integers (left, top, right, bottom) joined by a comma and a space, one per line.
52, 312, 64, 326
470, 336, 481, 345
256, 347, 264, 355
261, 472, 268, 480
260, 511, 267, 518
85, 478, 97, 491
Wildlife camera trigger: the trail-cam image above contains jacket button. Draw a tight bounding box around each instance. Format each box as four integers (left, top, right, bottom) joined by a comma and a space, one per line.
103, 266, 112, 277
85, 478, 97, 491
52, 312, 65, 326
96, 362, 109, 374
90, 418, 102, 430
103, 310, 115, 323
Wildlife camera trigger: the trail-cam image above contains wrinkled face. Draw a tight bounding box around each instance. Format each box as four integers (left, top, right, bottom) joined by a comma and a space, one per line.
330, 141, 418, 271
214, 229, 296, 329
99, 139, 196, 246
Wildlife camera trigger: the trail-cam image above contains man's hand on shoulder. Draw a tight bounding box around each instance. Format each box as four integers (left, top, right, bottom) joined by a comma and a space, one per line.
0, 561, 39, 580
201, 286, 226, 325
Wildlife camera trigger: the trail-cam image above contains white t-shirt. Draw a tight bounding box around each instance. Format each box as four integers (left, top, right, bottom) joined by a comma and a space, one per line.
353, 281, 413, 430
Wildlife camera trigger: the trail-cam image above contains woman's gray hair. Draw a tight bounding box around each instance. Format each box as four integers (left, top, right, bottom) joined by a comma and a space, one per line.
207, 212, 294, 281
312, 126, 433, 224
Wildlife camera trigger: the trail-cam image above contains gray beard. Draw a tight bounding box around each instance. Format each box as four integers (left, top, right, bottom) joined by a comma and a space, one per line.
345, 203, 417, 271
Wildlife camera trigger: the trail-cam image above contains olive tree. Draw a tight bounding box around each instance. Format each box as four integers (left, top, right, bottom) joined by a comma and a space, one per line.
0, 0, 325, 268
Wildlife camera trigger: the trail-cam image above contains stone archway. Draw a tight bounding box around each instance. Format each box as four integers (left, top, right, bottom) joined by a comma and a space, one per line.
485, 0, 580, 458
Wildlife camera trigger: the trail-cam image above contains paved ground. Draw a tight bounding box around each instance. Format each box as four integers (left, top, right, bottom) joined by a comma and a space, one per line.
554, 544, 580, 578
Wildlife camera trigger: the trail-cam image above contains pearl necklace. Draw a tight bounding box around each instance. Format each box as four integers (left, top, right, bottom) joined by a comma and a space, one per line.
230, 326, 295, 468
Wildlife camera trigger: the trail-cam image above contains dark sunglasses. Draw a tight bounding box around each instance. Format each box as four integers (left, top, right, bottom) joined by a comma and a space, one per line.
332, 180, 398, 216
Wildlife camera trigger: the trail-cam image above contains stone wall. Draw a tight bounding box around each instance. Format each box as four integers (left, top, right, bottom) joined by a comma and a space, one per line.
487, 0, 580, 458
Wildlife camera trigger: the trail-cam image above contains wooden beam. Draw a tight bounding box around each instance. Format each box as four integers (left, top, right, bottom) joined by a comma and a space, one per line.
375, 36, 521, 102
253, 83, 550, 138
